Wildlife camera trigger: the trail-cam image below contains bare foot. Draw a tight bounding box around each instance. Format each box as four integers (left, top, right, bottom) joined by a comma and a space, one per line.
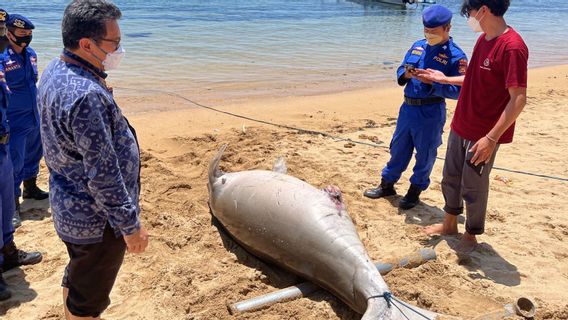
424, 213, 458, 235
456, 232, 478, 254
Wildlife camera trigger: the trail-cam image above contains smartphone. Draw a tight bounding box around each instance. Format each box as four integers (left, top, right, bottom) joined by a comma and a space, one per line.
404, 64, 416, 73
466, 152, 485, 177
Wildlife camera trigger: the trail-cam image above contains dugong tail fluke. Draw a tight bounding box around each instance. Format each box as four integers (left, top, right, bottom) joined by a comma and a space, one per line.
208, 144, 228, 191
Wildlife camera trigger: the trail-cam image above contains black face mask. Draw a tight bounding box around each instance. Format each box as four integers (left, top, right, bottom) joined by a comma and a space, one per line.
0, 35, 9, 52
10, 32, 32, 47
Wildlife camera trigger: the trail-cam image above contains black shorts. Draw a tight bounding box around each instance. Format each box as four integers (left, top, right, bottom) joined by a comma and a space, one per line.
62, 224, 127, 317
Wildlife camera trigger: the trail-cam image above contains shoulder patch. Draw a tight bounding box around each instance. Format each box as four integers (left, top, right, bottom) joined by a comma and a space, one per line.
458, 58, 468, 75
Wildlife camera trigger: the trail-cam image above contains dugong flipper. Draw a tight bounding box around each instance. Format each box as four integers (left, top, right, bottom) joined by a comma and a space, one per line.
208, 144, 438, 320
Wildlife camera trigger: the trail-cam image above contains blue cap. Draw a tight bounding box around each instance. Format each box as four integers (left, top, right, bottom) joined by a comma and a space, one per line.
422, 5, 452, 28
7, 14, 34, 30
0, 9, 8, 24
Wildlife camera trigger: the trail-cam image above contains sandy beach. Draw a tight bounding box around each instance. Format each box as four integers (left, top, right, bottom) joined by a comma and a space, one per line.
1, 64, 567, 320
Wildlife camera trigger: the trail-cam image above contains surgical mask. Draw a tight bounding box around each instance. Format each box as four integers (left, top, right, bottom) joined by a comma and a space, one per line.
424, 32, 444, 46
92, 41, 126, 71
11, 33, 32, 47
467, 10, 485, 33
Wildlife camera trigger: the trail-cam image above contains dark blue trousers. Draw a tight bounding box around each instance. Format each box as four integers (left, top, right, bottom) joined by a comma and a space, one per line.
0, 144, 16, 265
381, 102, 446, 190
9, 124, 43, 198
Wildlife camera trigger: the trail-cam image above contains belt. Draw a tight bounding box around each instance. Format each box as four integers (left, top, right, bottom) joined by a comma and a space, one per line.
0, 133, 8, 145
404, 96, 445, 106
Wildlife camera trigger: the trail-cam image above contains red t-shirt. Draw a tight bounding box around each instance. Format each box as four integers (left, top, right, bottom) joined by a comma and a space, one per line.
451, 27, 529, 144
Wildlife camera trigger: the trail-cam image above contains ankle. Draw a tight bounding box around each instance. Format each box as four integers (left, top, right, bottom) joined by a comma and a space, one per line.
463, 232, 477, 242
443, 214, 458, 230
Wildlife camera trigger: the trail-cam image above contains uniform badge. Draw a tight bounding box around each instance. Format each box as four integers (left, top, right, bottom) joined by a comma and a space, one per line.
411, 50, 423, 56
13, 19, 26, 29
433, 55, 448, 65
458, 58, 467, 75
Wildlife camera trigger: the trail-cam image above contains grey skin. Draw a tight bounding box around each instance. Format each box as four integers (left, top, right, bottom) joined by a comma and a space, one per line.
208, 145, 438, 320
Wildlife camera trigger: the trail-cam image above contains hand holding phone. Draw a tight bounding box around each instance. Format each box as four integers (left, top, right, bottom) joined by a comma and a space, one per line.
404, 64, 416, 73
404, 64, 416, 79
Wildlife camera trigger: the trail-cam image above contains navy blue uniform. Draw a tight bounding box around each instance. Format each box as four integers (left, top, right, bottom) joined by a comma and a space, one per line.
4, 44, 41, 198
0, 54, 16, 266
381, 38, 467, 190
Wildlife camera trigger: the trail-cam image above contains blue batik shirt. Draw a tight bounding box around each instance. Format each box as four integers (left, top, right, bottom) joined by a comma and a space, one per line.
38, 50, 141, 244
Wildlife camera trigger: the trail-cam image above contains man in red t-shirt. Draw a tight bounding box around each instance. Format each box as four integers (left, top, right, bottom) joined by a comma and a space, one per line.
422, 0, 529, 254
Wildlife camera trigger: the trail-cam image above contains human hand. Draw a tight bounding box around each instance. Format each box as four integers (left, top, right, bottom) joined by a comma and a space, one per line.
412, 68, 433, 84
414, 68, 447, 84
124, 226, 149, 253
404, 68, 415, 79
469, 136, 497, 166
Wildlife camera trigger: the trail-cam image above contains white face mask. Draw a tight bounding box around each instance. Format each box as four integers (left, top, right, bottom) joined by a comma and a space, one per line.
467, 10, 485, 33
91, 41, 126, 71
101, 45, 125, 71
424, 32, 444, 46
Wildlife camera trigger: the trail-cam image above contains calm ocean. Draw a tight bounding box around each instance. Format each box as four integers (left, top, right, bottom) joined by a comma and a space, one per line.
3, 0, 568, 104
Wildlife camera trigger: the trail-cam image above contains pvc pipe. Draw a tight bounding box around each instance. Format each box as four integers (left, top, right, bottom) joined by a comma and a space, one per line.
472, 297, 536, 320
228, 248, 436, 314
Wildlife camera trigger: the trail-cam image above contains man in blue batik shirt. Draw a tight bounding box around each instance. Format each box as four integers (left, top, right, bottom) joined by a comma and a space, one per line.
38, 1, 148, 318
0, 8, 42, 302
4, 14, 49, 228
364, 5, 468, 209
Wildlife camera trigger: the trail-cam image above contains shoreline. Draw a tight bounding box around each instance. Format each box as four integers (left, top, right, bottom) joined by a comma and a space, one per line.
114, 63, 568, 116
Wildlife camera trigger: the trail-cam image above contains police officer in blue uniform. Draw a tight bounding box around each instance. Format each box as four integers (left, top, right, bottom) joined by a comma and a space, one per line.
364, 5, 468, 209
4, 14, 48, 228
0, 8, 42, 301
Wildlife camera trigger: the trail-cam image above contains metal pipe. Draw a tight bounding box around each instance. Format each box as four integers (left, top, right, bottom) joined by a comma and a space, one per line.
228, 248, 436, 315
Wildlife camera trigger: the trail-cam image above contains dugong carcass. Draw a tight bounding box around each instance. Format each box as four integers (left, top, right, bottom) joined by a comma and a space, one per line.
208, 145, 438, 319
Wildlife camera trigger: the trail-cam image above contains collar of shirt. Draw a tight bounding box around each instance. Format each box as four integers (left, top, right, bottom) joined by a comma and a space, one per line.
62, 49, 108, 80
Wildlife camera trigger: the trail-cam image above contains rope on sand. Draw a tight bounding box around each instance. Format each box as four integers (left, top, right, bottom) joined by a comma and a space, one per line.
115, 87, 568, 183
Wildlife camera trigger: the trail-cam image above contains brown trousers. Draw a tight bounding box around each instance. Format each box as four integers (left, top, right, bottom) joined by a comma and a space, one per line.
442, 130, 500, 235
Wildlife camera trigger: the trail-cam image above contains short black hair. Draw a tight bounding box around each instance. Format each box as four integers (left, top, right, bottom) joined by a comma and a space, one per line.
62, 0, 122, 49
460, 0, 510, 17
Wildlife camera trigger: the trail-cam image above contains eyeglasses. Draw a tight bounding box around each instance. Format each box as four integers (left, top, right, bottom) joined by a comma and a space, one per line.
97, 38, 121, 51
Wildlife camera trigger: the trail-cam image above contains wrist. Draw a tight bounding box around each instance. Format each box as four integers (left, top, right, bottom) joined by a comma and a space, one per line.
485, 134, 497, 144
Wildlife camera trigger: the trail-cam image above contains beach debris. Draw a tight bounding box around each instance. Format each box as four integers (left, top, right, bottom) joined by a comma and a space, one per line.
358, 134, 382, 145
364, 119, 377, 128
493, 175, 512, 185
